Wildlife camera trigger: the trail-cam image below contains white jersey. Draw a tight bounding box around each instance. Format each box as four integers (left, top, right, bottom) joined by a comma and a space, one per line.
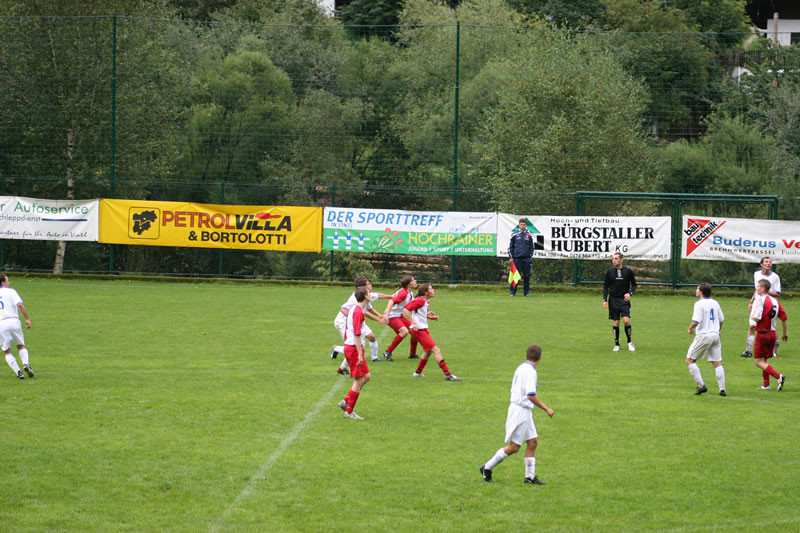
755, 270, 781, 295
387, 288, 414, 318
0, 287, 23, 324
691, 297, 724, 335
510, 361, 538, 409
338, 291, 379, 317
405, 296, 431, 330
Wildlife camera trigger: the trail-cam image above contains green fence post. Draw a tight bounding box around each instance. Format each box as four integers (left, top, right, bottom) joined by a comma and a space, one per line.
108, 14, 118, 275
329, 184, 336, 281
671, 196, 681, 288
218, 181, 225, 276
450, 22, 460, 283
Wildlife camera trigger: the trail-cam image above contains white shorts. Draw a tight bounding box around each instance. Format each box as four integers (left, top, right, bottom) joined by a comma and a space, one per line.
504, 403, 537, 445
687, 333, 722, 362
333, 314, 373, 341
0, 322, 25, 351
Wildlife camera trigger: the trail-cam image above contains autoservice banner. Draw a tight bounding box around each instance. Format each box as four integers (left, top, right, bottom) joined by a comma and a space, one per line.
100, 199, 322, 251
497, 213, 671, 260
682, 215, 800, 263
0, 196, 99, 241
322, 207, 497, 255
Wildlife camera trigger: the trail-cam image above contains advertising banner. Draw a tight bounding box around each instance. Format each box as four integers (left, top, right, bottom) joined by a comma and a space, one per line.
99, 199, 322, 252
322, 207, 497, 255
0, 196, 99, 241
681, 215, 800, 263
497, 213, 672, 260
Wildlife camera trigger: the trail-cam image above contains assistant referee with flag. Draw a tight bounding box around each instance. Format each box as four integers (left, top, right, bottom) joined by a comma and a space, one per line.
508, 218, 535, 296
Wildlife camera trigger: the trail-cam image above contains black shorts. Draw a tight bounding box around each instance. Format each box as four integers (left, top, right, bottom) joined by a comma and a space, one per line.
608, 297, 631, 320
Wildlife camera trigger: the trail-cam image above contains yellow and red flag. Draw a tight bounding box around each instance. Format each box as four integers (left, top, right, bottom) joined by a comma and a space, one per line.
508, 260, 522, 288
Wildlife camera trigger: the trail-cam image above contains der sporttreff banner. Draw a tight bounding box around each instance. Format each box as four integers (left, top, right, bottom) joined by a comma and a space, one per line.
496, 214, 672, 260
100, 199, 322, 251
0, 196, 98, 241
682, 214, 800, 263
322, 207, 497, 255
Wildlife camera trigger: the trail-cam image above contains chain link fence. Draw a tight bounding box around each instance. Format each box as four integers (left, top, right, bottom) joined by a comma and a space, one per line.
1, 16, 798, 286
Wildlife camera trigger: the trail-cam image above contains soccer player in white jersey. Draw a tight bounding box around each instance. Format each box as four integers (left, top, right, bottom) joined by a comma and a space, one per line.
0, 273, 34, 379
403, 284, 461, 381
330, 277, 389, 374
479, 344, 554, 485
686, 283, 726, 396
337, 287, 372, 420
381, 275, 420, 361
742, 256, 781, 358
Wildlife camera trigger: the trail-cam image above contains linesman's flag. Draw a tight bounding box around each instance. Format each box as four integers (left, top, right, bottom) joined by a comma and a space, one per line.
508, 260, 522, 288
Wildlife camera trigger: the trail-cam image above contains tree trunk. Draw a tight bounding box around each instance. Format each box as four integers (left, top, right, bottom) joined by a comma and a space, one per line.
53, 125, 76, 274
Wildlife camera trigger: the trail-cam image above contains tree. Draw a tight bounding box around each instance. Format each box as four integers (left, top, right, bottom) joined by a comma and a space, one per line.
474, 32, 652, 215
183, 35, 294, 187
0, 1, 191, 272
657, 115, 775, 196
603, 0, 714, 138
507, 0, 607, 29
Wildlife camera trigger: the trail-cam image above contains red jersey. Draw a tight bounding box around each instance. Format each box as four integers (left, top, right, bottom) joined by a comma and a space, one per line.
405, 296, 431, 330
751, 295, 787, 333
344, 305, 365, 345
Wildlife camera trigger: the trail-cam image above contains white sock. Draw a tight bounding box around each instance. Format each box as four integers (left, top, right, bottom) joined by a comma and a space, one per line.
370, 340, 379, 360
715, 366, 726, 391
334, 345, 344, 354
19, 348, 29, 366
339, 358, 349, 370
774, 341, 780, 356
524, 456, 536, 479
688, 363, 704, 386
746, 335, 755, 352
5, 353, 20, 373
485, 448, 508, 470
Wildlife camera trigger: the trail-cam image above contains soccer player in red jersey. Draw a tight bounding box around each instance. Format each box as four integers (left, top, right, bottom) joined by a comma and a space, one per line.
750, 279, 788, 391
403, 284, 461, 381
338, 287, 372, 420
381, 275, 420, 361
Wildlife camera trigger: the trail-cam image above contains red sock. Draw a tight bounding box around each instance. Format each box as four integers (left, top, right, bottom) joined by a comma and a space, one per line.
762, 370, 770, 387
766, 365, 781, 380
416, 358, 429, 374
438, 359, 451, 376
410, 338, 418, 356
385, 334, 403, 354
345, 390, 360, 414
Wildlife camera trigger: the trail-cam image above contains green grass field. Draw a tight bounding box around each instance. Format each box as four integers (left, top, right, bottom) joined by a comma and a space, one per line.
1, 278, 798, 532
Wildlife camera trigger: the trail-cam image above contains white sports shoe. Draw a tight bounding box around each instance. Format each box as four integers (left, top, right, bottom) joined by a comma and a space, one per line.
412, 372, 425, 377
444, 374, 462, 381
628, 342, 636, 352
759, 385, 771, 390
613, 345, 620, 352
343, 411, 364, 420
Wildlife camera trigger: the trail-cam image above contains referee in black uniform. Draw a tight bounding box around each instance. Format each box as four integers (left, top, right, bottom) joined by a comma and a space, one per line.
603, 252, 637, 352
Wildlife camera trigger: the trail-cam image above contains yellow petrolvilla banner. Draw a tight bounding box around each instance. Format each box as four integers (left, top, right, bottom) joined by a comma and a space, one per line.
99, 199, 322, 252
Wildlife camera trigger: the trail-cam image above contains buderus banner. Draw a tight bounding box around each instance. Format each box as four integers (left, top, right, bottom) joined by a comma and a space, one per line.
682, 215, 800, 263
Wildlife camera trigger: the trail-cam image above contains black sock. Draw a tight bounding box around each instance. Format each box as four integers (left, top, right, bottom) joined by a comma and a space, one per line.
613, 326, 620, 345
625, 325, 632, 343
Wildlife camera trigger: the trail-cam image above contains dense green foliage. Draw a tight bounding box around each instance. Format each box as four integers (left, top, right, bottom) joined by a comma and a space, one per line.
1, 0, 799, 280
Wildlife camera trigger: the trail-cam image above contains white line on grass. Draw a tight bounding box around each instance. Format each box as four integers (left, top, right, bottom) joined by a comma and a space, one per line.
211, 327, 391, 532
210, 379, 347, 533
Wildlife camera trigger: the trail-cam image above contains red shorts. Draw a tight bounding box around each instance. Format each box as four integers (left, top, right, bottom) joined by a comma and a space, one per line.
388, 316, 411, 333
754, 331, 776, 359
413, 329, 436, 352
344, 345, 370, 378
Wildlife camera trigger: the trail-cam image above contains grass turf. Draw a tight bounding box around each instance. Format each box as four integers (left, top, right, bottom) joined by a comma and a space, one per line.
0, 278, 797, 532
